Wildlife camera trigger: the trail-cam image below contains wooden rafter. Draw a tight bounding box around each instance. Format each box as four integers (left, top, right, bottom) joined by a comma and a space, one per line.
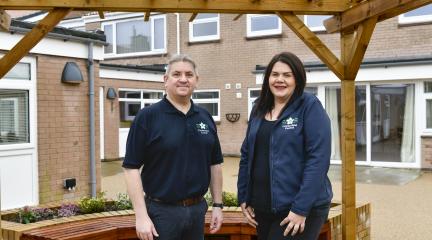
144, 10, 150, 21
98, 10, 105, 19
233, 14, 243, 21
324, 0, 432, 33
189, 13, 198, 22
345, 17, 377, 79
0, 0, 350, 14
0, 9, 11, 31
277, 11, 345, 80
0, 8, 71, 79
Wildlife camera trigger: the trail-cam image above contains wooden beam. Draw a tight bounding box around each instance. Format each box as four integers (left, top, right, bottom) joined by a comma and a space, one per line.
277, 11, 345, 80
98, 10, 104, 19
324, 0, 432, 33
0, 9, 11, 31
144, 10, 150, 21
345, 17, 377, 79
189, 13, 198, 22
233, 14, 243, 21
0, 0, 350, 13
0, 8, 71, 79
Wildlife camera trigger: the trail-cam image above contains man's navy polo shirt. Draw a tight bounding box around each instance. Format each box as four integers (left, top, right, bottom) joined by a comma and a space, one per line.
122, 96, 223, 202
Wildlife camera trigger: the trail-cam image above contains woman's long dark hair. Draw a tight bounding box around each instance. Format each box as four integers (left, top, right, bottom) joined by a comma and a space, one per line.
252, 52, 306, 119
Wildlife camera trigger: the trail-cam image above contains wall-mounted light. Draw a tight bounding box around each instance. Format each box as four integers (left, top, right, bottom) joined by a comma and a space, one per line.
61, 62, 83, 84
106, 87, 117, 112
106, 87, 117, 100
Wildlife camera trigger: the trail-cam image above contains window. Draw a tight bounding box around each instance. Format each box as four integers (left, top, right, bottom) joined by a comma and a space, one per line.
0, 90, 29, 145
192, 90, 220, 121
304, 15, 331, 32
399, 4, 432, 24
248, 89, 261, 119
102, 15, 166, 57
424, 82, 432, 129
189, 14, 220, 42
247, 14, 281, 37
119, 89, 164, 128
4, 63, 31, 80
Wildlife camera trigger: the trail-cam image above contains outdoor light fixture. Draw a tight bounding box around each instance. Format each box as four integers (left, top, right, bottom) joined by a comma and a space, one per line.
61, 62, 83, 84
106, 87, 117, 100
63, 178, 76, 191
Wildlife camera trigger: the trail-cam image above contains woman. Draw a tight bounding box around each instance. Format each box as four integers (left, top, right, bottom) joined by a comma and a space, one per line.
237, 52, 333, 240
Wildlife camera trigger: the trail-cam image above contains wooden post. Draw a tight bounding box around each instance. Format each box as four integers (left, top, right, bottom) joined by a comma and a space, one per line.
341, 30, 357, 240
0, 8, 71, 79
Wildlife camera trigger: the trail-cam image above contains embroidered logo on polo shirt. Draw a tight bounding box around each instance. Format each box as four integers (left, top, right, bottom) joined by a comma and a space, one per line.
196, 122, 209, 135
282, 117, 298, 130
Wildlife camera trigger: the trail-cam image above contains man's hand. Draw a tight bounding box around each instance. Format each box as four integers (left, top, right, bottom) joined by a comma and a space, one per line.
240, 202, 258, 228
135, 215, 159, 240
209, 207, 223, 233
280, 211, 306, 236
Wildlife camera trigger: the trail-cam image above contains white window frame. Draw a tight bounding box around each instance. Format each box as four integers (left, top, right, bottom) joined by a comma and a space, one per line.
118, 88, 164, 129
102, 15, 167, 58
0, 58, 36, 151
422, 81, 432, 134
247, 14, 282, 37
189, 14, 220, 42
192, 89, 220, 121
248, 88, 261, 120
304, 15, 331, 32
399, 5, 432, 24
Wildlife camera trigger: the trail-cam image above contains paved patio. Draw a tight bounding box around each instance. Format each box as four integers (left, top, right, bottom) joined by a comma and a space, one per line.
102, 158, 432, 240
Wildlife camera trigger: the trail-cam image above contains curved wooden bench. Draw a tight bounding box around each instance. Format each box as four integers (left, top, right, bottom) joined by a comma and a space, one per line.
20, 212, 330, 240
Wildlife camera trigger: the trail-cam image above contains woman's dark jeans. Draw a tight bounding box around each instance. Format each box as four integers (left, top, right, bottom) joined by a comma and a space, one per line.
254, 205, 330, 240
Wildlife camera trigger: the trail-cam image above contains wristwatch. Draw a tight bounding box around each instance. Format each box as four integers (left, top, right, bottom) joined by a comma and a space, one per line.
212, 203, 224, 209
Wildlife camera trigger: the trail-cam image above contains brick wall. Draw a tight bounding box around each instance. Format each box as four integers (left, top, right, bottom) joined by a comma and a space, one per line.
100, 78, 164, 160
37, 55, 101, 203
421, 136, 432, 169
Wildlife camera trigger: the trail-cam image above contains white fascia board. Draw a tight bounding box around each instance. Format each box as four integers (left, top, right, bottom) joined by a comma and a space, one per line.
256, 63, 432, 84
58, 18, 86, 29
21, 12, 48, 23
83, 12, 163, 24
100, 68, 164, 82
0, 31, 104, 60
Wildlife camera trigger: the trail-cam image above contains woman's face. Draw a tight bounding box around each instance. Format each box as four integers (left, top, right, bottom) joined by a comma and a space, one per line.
269, 61, 296, 103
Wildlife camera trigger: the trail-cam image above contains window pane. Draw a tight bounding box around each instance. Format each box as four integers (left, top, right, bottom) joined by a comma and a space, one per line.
306, 15, 331, 28
325, 86, 341, 160
405, 4, 432, 17
119, 102, 141, 128
251, 15, 279, 31
0, 90, 29, 145
142, 92, 163, 99
427, 99, 432, 128
304, 87, 317, 95
193, 22, 218, 37
119, 91, 140, 99
195, 14, 218, 20
356, 86, 367, 162
192, 92, 219, 99
104, 25, 113, 54
116, 20, 151, 54
154, 18, 165, 50
250, 90, 261, 98
371, 84, 415, 163
4, 63, 31, 80
196, 103, 218, 116
425, 82, 432, 93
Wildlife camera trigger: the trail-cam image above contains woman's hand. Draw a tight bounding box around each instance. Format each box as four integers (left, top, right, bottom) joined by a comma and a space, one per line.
280, 211, 306, 236
240, 202, 258, 228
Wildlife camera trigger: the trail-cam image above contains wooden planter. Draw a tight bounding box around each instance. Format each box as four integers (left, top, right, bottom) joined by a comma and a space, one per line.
1, 203, 370, 240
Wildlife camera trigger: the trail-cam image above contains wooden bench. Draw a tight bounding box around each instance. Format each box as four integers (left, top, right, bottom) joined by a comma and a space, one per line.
20, 212, 331, 240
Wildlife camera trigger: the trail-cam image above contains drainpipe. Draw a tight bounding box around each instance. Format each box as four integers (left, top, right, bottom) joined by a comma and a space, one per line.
175, 13, 180, 54
87, 42, 96, 198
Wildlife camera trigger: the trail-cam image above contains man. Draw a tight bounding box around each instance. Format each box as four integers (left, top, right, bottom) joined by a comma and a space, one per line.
123, 54, 224, 240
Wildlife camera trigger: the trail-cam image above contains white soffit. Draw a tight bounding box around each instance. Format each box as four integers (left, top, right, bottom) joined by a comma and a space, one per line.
100, 68, 164, 82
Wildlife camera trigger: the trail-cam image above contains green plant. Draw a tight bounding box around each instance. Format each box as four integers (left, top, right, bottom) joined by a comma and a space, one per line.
222, 192, 238, 207
18, 206, 37, 224
78, 192, 106, 214
114, 193, 133, 210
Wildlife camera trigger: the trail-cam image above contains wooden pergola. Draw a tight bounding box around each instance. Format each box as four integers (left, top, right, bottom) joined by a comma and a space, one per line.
0, 1, 431, 239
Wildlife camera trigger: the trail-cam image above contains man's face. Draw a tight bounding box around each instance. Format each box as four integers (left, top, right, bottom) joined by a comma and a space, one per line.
164, 61, 198, 98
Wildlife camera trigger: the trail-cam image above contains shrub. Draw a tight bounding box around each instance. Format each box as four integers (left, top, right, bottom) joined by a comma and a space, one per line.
78, 192, 106, 214
18, 206, 37, 224
58, 203, 80, 217
204, 191, 239, 207
114, 193, 133, 210
33, 208, 55, 221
